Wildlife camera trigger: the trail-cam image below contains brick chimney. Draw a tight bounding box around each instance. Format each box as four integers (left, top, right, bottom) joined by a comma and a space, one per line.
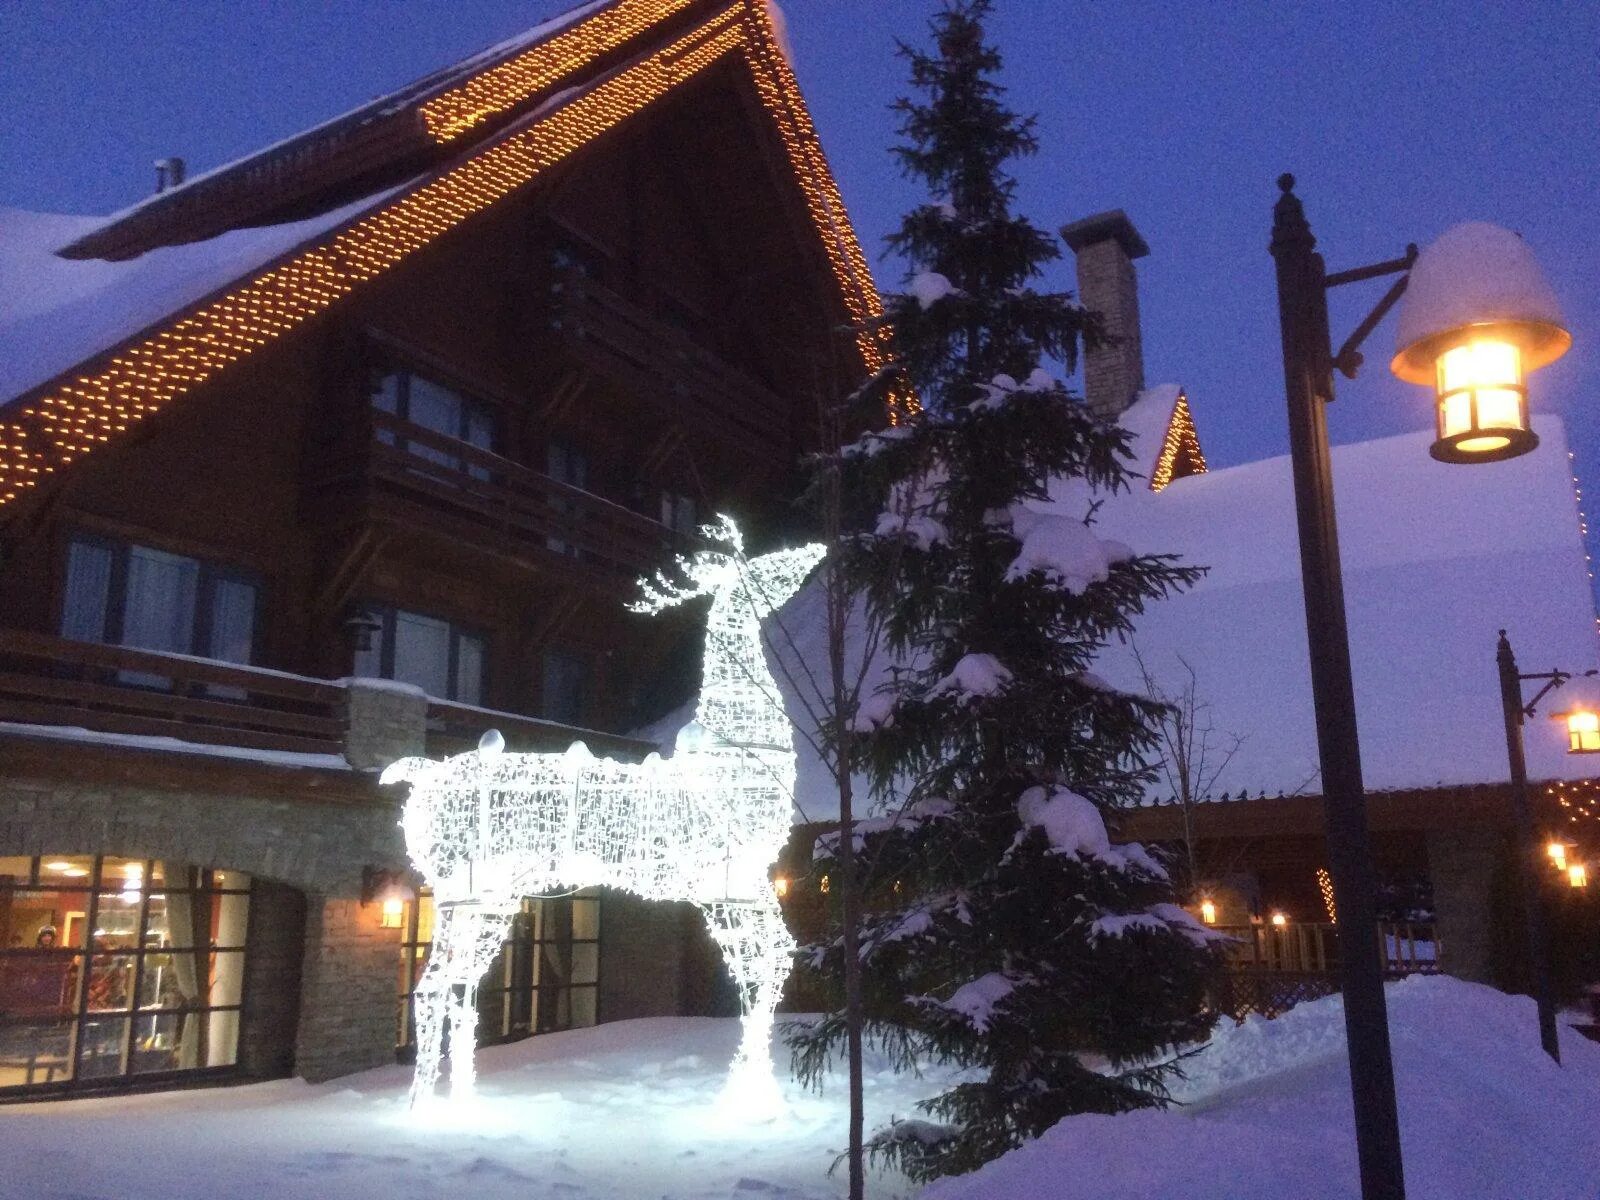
1061, 209, 1150, 419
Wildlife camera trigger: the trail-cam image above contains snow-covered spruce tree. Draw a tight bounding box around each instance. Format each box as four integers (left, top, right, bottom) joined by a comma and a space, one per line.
789, 1, 1223, 1181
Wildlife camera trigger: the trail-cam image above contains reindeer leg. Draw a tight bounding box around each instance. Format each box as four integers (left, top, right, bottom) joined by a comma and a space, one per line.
408, 904, 457, 1108
445, 907, 515, 1102
701, 900, 795, 1108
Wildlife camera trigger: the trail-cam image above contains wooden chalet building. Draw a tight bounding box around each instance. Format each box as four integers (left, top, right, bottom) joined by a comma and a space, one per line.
0, 0, 885, 1099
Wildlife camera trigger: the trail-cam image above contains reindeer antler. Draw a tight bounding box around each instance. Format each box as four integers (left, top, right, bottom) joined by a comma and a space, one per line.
629, 514, 747, 615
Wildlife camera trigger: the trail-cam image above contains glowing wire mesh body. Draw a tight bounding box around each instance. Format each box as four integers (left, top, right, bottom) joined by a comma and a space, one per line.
382, 518, 823, 1108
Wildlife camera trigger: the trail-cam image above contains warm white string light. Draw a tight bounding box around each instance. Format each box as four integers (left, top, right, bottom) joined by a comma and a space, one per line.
382, 517, 824, 1110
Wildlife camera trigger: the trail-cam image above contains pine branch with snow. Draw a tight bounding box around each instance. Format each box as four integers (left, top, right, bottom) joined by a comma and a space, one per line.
789, 1, 1220, 1182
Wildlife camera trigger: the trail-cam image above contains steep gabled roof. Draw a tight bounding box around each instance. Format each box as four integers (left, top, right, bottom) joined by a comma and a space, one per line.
0, 0, 887, 509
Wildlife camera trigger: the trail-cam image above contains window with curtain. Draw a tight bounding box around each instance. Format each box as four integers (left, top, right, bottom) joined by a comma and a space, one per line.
59, 535, 259, 679
370, 366, 496, 480
541, 649, 589, 727
659, 491, 697, 538
0, 855, 251, 1097
351, 605, 486, 706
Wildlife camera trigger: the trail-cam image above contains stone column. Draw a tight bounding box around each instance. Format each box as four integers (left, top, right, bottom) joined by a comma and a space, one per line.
343, 678, 428, 772
1427, 826, 1512, 986
293, 895, 403, 1082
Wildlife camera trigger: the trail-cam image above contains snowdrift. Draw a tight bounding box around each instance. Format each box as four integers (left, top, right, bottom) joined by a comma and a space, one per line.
922, 974, 1600, 1200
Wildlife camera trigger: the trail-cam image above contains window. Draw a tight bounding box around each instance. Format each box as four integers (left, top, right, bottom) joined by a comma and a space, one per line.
659, 491, 697, 538
60, 536, 259, 670
371, 367, 496, 479
0, 855, 251, 1096
545, 439, 591, 556
541, 649, 589, 726
397, 888, 599, 1052
550, 234, 609, 283
352, 606, 486, 706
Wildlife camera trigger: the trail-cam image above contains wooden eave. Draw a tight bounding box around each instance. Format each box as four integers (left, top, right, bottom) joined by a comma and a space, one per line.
1115, 782, 1570, 842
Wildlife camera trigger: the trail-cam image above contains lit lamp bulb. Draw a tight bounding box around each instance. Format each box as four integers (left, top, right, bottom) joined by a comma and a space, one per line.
1547, 840, 1569, 870
1557, 706, 1600, 754
1199, 898, 1217, 925
1569, 863, 1589, 890
1391, 223, 1570, 465
1270, 911, 1289, 929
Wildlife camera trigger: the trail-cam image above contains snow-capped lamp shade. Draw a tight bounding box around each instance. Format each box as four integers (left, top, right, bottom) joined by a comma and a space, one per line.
1390, 222, 1571, 465
1554, 704, 1600, 754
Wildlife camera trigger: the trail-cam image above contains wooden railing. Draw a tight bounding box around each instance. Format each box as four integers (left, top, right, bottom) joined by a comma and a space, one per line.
423, 697, 656, 762
1217, 921, 1441, 975
549, 272, 790, 454
364, 410, 680, 580
0, 630, 345, 756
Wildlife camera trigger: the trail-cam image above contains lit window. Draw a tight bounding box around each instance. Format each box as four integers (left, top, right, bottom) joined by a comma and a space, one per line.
0, 856, 251, 1096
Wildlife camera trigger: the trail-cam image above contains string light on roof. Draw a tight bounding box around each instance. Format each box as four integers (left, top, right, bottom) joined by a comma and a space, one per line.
1567, 450, 1597, 632
381, 517, 824, 1112
1149, 389, 1207, 492
0, 1, 892, 503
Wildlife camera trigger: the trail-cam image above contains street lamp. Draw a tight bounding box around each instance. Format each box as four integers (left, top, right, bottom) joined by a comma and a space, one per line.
1389, 223, 1571, 464
1270, 175, 1570, 1200
1495, 631, 1598, 1064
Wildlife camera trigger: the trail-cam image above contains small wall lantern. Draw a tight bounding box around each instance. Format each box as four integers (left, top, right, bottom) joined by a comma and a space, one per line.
361, 865, 415, 928
1569, 862, 1589, 890
1199, 898, 1218, 926
1270, 910, 1289, 929
1391, 223, 1570, 464
1546, 840, 1570, 871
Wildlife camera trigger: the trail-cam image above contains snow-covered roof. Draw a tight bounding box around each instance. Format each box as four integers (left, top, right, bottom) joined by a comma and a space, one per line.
1090, 408, 1599, 802
0, 187, 412, 403
763, 394, 1596, 822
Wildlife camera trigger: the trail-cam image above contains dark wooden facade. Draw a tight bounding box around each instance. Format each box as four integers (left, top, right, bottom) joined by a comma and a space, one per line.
0, 59, 853, 749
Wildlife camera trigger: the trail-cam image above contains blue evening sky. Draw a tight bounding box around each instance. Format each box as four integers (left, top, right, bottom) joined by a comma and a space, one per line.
2, 1, 1596, 580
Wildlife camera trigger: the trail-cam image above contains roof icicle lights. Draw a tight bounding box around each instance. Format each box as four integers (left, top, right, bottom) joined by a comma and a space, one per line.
1149, 388, 1207, 492
0, 0, 890, 507
381, 516, 824, 1113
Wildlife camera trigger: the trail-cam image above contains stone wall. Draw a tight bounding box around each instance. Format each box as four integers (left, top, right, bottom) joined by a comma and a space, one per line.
295, 896, 404, 1081
239, 880, 307, 1079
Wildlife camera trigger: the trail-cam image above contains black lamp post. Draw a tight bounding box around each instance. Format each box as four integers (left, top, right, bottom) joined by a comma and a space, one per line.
1270, 174, 1410, 1200
1495, 630, 1599, 1064
1270, 175, 1573, 1200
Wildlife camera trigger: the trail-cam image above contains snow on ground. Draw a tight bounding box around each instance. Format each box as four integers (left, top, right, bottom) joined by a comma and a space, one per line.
0, 1017, 958, 1200
2, 977, 1596, 1200
924, 975, 1600, 1200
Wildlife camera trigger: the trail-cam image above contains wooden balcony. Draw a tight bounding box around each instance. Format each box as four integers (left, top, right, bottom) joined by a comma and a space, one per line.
548, 272, 792, 456
424, 697, 655, 762
324, 411, 683, 584
0, 630, 345, 756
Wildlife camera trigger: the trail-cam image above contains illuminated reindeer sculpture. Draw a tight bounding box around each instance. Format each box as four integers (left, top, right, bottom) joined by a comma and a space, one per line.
380, 517, 824, 1109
